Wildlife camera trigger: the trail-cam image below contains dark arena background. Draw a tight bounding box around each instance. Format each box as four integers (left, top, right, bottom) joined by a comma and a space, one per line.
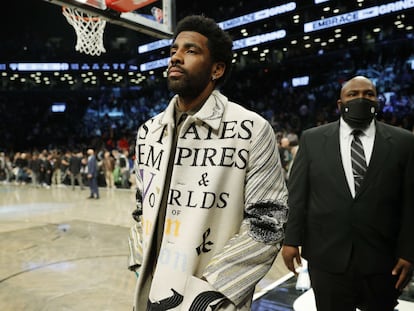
0, 1, 413, 310
1, 0, 413, 151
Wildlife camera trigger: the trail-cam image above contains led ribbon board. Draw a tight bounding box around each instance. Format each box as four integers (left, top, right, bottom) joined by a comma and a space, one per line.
304, 0, 414, 33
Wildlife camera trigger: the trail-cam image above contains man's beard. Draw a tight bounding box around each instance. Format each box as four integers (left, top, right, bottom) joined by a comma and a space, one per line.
167, 68, 211, 99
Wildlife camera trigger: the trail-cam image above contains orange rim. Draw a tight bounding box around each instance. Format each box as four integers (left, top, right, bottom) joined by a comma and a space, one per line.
62, 6, 101, 22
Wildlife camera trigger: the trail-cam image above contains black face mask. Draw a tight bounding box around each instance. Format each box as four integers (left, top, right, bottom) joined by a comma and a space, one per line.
340, 98, 378, 129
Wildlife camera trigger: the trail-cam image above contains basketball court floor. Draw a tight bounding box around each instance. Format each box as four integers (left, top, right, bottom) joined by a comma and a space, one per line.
0, 183, 289, 310
1, 183, 413, 310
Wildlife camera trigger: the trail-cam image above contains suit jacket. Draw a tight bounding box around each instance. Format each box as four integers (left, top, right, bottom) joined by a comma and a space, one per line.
87, 155, 98, 178
284, 120, 414, 274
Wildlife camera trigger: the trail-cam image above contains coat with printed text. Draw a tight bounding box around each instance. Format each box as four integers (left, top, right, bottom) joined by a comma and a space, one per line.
128, 90, 288, 310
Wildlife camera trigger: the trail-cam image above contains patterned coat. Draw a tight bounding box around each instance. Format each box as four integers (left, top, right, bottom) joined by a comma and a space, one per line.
128, 90, 288, 310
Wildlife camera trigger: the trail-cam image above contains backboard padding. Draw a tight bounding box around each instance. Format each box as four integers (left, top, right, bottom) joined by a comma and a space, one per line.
106, 0, 158, 12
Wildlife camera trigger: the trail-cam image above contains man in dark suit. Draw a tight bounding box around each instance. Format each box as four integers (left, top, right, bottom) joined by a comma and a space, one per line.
87, 148, 99, 199
282, 76, 414, 311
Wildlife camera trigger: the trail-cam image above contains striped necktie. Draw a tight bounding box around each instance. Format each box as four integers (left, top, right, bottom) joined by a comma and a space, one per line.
351, 129, 367, 194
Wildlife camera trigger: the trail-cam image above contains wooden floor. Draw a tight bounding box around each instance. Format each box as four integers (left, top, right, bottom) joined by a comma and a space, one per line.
0, 183, 289, 311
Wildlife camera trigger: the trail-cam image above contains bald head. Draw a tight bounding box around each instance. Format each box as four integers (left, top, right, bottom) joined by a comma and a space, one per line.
280, 137, 290, 148
337, 76, 377, 109
337, 75, 379, 129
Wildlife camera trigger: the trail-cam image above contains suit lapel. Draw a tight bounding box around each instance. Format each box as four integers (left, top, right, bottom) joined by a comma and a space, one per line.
323, 122, 352, 198
356, 122, 391, 197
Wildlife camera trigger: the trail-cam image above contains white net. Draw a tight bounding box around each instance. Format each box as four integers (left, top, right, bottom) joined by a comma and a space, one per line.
62, 7, 106, 56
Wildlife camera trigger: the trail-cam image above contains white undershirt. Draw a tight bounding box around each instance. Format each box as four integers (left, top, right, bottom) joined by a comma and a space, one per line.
339, 118, 375, 197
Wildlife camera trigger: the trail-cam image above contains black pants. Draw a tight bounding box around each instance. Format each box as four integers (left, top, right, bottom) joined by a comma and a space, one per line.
308, 263, 400, 311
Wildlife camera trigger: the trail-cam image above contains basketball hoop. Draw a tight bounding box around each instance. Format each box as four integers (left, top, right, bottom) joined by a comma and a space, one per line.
62, 6, 106, 56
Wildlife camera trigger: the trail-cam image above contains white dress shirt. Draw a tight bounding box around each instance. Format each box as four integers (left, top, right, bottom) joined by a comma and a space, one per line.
339, 118, 376, 198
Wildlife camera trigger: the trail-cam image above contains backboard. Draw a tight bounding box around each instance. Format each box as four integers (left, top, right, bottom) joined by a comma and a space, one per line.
44, 0, 175, 39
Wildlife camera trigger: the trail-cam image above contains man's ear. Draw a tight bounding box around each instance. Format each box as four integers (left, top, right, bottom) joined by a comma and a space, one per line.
337, 99, 342, 111
211, 62, 225, 81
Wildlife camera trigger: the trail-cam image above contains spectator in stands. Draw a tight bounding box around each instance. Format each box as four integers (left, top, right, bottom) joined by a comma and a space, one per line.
51, 150, 63, 186
14, 152, 29, 184
43, 152, 53, 188
0, 151, 12, 183
285, 132, 299, 180
111, 148, 122, 187
127, 15, 288, 310
278, 136, 292, 180
102, 150, 115, 189
282, 76, 414, 311
119, 148, 131, 189
61, 150, 71, 185
117, 133, 129, 151
86, 148, 99, 199
38, 151, 50, 188
29, 151, 42, 187
68, 150, 84, 190
80, 154, 88, 187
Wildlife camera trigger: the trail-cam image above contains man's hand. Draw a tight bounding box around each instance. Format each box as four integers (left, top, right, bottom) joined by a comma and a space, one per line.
282, 245, 302, 274
392, 258, 413, 291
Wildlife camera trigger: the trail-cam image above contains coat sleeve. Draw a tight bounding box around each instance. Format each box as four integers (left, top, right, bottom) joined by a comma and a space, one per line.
283, 130, 310, 246
397, 133, 414, 263
127, 139, 145, 271
128, 222, 143, 270
203, 122, 289, 307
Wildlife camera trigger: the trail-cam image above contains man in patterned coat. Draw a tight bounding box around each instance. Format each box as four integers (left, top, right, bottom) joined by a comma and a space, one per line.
128, 15, 288, 310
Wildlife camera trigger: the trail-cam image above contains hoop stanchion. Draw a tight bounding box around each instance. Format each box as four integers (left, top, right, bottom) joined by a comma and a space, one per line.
62, 7, 107, 56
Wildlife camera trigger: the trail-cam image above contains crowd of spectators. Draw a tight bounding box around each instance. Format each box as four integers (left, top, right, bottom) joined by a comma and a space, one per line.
1, 32, 414, 187
0, 146, 134, 190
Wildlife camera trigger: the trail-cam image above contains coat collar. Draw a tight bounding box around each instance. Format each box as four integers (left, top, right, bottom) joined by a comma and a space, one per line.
158, 90, 226, 131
